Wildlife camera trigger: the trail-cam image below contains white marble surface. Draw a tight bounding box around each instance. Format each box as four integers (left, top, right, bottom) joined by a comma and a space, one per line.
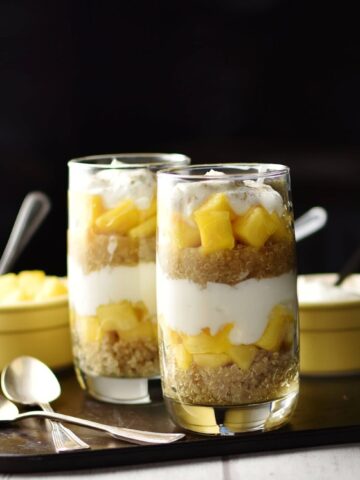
1, 444, 360, 480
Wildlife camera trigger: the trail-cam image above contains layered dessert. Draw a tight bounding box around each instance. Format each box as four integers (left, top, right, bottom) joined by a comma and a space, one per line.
68, 165, 159, 379
157, 170, 299, 409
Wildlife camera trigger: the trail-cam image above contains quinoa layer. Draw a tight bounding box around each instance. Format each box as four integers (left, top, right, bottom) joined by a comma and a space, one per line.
68, 229, 156, 273
161, 348, 299, 405
159, 239, 296, 286
73, 331, 159, 378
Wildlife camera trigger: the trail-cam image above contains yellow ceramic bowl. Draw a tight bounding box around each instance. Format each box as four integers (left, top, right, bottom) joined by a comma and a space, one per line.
0, 295, 73, 371
298, 273, 360, 376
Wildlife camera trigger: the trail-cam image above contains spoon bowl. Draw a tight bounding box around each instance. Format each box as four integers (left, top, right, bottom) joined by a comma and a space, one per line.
1, 356, 60, 405
1, 356, 90, 452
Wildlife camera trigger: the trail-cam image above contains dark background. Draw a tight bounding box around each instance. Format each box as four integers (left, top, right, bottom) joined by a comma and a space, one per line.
1, 0, 359, 276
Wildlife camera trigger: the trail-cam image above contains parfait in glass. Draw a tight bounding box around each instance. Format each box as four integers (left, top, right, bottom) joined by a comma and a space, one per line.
68, 153, 190, 403
157, 164, 299, 432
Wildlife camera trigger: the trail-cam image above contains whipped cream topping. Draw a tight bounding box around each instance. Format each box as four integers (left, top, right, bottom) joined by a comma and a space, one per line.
70, 167, 156, 210
297, 275, 360, 304
157, 268, 297, 344
68, 259, 156, 317
161, 172, 285, 220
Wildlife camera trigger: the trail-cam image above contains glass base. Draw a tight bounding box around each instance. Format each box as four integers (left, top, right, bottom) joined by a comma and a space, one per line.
75, 366, 151, 404
164, 391, 298, 434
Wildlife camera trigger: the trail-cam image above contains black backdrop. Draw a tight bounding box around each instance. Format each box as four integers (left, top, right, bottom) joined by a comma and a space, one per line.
1, 0, 359, 275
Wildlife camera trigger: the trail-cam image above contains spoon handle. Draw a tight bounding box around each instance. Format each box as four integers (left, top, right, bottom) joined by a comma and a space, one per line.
0, 192, 51, 274
294, 206, 327, 242
16, 410, 185, 445
39, 402, 90, 452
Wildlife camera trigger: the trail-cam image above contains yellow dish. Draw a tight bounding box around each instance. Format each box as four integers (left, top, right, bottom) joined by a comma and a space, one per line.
0, 272, 72, 371
298, 273, 360, 376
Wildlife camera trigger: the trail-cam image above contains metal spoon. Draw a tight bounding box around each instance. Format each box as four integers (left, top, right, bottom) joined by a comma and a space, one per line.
294, 206, 327, 242
1, 356, 90, 452
0, 395, 184, 445
0, 191, 51, 274
334, 244, 360, 286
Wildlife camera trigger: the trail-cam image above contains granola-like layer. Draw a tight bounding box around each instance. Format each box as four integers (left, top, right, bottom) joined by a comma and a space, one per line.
159, 239, 296, 286
73, 330, 159, 378
68, 229, 156, 273
161, 347, 299, 405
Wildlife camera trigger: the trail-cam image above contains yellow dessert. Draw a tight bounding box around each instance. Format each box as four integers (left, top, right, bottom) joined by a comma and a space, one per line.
0, 271, 67, 305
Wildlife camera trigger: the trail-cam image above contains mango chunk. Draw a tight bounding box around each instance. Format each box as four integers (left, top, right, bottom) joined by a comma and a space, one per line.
95, 199, 140, 234
195, 193, 235, 220
194, 210, 235, 254
183, 325, 232, 354
18, 270, 46, 300
270, 212, 292, 242
97, 301, 139, 332
69, 192, 104, 229
35, 276, 67, 300
119, 321, 155, 341
76, 315, 102, 343
139, 197, 157, 221
0, 274, 18, 302
228, 344, 258, 370
129, 215, 156, 238
174, 344, 193, 370
193, 353, 231, 368
172, 214, 201, 249
232, 206, 277, 248
256, 304, 294, 351
163, 328, 182, 346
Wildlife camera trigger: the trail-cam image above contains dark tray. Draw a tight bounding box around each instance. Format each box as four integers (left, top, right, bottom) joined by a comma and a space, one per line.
1, 369, 360, 473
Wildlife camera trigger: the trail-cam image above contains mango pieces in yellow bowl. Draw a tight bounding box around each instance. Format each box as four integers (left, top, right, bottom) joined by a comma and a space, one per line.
0, 270, 67, 305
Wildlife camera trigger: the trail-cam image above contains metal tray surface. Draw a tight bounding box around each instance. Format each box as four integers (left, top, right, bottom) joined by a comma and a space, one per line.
0, 369, 359, 473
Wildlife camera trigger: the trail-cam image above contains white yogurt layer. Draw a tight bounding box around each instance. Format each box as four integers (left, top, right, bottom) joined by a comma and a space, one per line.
157, 268, 297, 344
70, 167, 156, 210
297, 275, 360, 304
68, 260, 156, 317
161, 173, 285, 220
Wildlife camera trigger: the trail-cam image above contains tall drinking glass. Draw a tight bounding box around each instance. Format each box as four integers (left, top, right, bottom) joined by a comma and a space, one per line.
68, 153, 190, 403
157, 164, 299, 433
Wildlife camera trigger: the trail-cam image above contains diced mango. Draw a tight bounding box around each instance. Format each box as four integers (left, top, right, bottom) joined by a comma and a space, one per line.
232, 206, 277, 248
0, 288, 28, 304
119, 321, 155, 341
129, 215, 156, 238
132, 301, 149, 321
69, 192, 104, 229
183, 326, 231, 354
193, 353, 231, 368
270, 212, 292, 242
35, 276, 67, 300
194, 210, 234, 254
76, 315, 102, 343
139, 197, 157, 221
18, 270, 46, 300
164, 328, 182, 346
174, 344, 193, 370
194, 193, 235, 220
0, 274, 18, 302
97, 301, 139, 332
256, 304, 294, 351
228, 344, 258, 370
172, 214, 201, 249
95, 199, 140, 234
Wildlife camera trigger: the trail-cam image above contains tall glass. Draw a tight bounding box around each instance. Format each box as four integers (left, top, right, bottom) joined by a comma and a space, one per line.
157, 164, 299, 433
68, 153, 190, 403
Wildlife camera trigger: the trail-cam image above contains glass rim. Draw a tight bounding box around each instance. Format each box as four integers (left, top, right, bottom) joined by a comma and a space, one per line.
68, 152, 190, 169
157, 163, 290, 180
